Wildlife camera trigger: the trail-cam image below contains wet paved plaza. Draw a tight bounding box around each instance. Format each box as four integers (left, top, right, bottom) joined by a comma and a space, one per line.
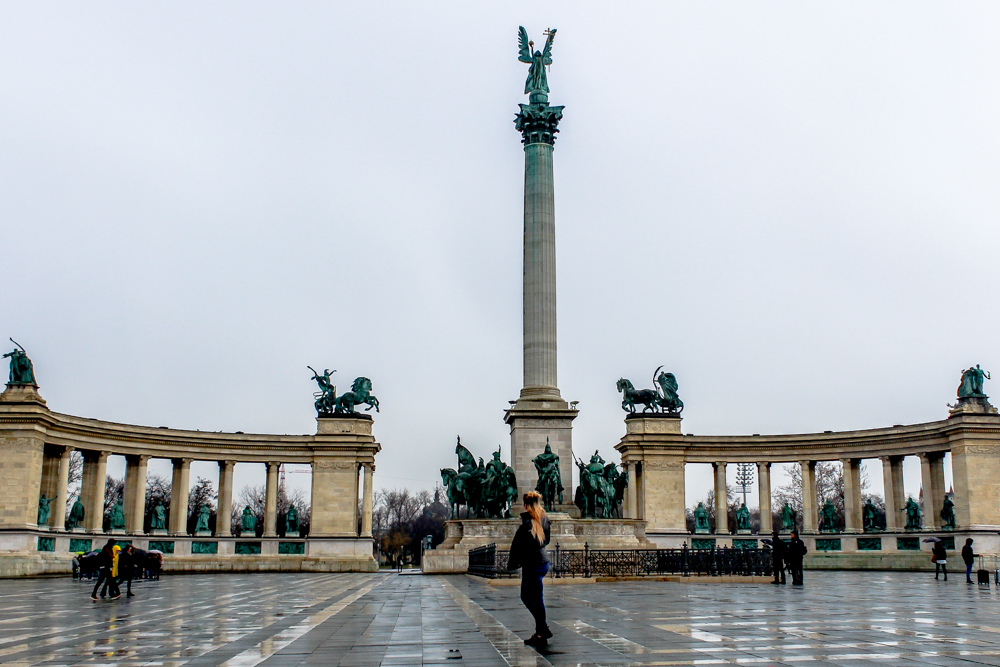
3, 571, 1000, 666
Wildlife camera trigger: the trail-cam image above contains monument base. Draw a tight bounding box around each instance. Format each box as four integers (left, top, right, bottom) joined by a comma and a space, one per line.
950, 396, 998, 416
195, 530, 211, 537
504, 397, 579, 515
109, 529, 125, 536
70, 527, 86, 534
422, 517, 653, 573
150, 529, 168, 536
286, 531, 300, 538
737, 529, 751, 535
0, 383, 46, 405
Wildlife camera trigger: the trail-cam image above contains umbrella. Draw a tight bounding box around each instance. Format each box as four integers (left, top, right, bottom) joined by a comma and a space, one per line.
922, 537, 941, 543
147, 549, 164, 555
761, 539, 773, 545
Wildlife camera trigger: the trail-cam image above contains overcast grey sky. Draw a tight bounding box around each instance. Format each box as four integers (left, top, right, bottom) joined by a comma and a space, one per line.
3, 3, 998, 508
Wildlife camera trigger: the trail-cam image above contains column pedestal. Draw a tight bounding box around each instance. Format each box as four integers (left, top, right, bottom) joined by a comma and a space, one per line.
505, 401, 578, 514
615, 415, 685, 543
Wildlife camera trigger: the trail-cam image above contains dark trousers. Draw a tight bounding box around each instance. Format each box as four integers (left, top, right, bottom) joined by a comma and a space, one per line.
935, 562, 947, 580
92, 568, 111, 597
520, 562, 549, 635
788, 560, 803, 585
772, 558, 785, 584
967, 563, 974, 582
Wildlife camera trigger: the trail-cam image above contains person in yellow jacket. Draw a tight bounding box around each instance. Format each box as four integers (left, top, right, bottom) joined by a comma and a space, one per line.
108, 544, 123, 599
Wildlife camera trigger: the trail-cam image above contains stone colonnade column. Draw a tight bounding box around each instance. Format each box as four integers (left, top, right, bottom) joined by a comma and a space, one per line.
881, 456, 905, 530
264, 462, 279, 537
841, 458, 862, 532
800, 460, 817, 532
124, 455, 148, 534
625, 462, 638, 519
169, 458, 191, 536
757, 462, 772, 534
82, 451, 109, 532
51, 448, 73, 530
217, 460, 235, 537
361, 463, 374, 538
920, 453, 946, 530
40, 450, 60, 502
713, 462, 728, 534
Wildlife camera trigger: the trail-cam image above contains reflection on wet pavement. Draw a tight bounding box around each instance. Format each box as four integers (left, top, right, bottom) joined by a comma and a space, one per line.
1, 570, 999, 665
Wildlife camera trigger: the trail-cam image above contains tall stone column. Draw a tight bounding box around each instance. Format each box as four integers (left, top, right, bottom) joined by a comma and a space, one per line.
51, 448, 73, 531
929, 453, 946, 529
757, 462, 772, 534
800, 461, 817, 532
169, 458, 191, 536
506, 94, 578, 510
882, 456, 898, 530
713, 462, 728, 534
264, 462, 279, 538
361, 463, 374, 538
124, 455, 148, 534
40, 449, 60, 501
82, 451, 109, 533
217, 460, 235, 537
841, 458, 862, 532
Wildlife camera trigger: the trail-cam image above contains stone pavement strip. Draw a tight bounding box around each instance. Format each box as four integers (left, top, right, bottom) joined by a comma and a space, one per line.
2, 571, 1000, 665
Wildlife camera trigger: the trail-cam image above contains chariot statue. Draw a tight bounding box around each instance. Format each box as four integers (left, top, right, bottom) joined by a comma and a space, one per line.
617, 366, 684, 414
309, 367, 379, 416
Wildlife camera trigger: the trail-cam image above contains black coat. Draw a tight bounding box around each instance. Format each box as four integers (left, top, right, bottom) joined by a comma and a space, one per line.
962, 544, 976, 566
932, 542, 947, 561
786, 537, 807, 564
770, 537, 786, 562
507, 512, 551, 573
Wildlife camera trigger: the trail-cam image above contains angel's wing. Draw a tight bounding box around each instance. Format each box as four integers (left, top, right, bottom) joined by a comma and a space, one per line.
541, 28, 556, 61
517, 26, 532, 63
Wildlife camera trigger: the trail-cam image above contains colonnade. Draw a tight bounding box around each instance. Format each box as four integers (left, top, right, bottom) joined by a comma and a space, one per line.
39, 447, 377, 539
620, 453, 949, 534
616, 413, 1000, 541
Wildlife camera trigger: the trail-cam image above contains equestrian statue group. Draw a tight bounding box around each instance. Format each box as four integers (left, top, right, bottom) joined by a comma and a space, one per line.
309, 367, 379, 416
440, 438, 518, 519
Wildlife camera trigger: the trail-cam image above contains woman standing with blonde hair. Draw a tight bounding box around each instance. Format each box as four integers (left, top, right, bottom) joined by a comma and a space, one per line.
507, 490, 552, 647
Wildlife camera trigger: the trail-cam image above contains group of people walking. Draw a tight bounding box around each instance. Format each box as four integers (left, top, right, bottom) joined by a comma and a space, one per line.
769, 529, 808, 585
90, 538, 139, 601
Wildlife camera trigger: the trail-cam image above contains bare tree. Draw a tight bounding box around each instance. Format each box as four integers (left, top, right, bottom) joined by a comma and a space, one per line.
772, 462, 874, 530
230, 483, 312, 537
64, 451, 83, 518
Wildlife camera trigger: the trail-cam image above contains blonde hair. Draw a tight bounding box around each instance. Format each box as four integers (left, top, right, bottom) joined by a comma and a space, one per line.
523, 491, 546, 543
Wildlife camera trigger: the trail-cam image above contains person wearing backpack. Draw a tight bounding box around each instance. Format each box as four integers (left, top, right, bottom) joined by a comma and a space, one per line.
507, 491, 552, 648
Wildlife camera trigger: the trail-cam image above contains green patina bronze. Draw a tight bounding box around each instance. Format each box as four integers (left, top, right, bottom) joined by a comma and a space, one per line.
285, 505, 299, 533
897, 536, 920, 551
904, 497, 922, 531
195, 505, 211, 532
616, 368, 684, 415
691, 538, 715, 550
150, 503, 167, 531
958, 365, 990, 398
191, 541, 218, 555
940, 495, 956, 530
532, 439, 563, 511
819, 500, 838, 533
815, 538, 842, 551
513, 26, 565, 145
735, 502, 751, 532
147, 540, 174, 553
235, 541, 262, 555
517, 27, 555, 102
780, 502, 795, 531
4, 339, 35, 385
37, 494, 51, 526
574, 451, 625, 519
241, 506, 257, 533
37, 536, 55, 552
70, 538, 92, 552
862, 498, 880, 532
108, 500, 126, 530
941, 536, 956, 550
67, 498, 85, 530
309, 368, 379, 416
733, 538, 758, 549
857, 537, 882, 551
279, 541, 305, 555
693, 502, 710, 533
441, 437, 517, 519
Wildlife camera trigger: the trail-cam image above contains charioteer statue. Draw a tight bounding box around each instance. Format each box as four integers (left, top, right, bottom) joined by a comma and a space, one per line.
617, 366, 684, 414
309, 367, 379, 416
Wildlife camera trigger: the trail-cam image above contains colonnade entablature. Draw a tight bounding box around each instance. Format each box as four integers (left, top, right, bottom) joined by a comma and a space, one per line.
616, 413, 1000, 546
0, 388, 380, 570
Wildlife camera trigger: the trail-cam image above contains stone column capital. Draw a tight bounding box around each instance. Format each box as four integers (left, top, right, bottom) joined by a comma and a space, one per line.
172, 457, 193, 468
266, 461, 282, 471
757, 461, 771, 471
514, 103, 564, 146
126, 453, 150, 464
219, 459, 237, 468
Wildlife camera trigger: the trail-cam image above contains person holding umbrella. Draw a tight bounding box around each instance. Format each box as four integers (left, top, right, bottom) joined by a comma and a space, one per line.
927, 537, 948, 580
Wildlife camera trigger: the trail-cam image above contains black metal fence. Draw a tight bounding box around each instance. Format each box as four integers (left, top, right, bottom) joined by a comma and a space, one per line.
468, 543, 773, 579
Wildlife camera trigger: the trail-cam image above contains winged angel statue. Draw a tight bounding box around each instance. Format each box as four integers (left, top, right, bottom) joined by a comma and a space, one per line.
518, 26, 556, 101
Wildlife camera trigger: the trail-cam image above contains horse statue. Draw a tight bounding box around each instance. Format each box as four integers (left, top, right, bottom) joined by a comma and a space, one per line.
334, 377, 380, 414
440, 468, 467, 519
616, 378, 659, 413
575, 452, 615, 518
